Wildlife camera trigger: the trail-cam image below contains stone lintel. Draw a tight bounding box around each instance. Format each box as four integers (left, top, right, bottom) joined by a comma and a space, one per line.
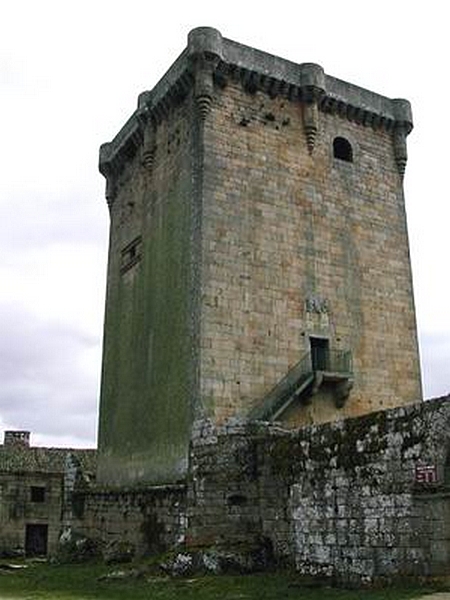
99, 27, 413, 191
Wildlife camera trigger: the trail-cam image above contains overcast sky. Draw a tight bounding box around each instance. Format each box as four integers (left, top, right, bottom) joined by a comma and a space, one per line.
0, 1, 448, 448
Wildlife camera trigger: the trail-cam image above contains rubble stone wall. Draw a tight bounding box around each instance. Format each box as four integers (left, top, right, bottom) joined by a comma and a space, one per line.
188, 397, 450, 583
77, 485, 187, 558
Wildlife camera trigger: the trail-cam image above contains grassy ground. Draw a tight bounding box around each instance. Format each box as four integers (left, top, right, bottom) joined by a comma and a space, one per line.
0, 560, 446, 600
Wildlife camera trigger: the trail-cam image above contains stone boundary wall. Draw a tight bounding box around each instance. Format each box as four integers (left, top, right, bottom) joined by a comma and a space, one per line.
188, 418, 292, 557
77, 485, 187, 557
189, 397, 450, 583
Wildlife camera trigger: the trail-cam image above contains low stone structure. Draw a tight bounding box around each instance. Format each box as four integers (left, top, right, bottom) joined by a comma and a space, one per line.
78, 484, 186, 558
188, 396, 450, 583
65, 396, 450, 582
0, 431, 96, 557
2, 400, 448, 581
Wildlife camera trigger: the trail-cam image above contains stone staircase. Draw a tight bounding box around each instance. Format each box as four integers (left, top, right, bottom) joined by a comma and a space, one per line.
249, 349, 353, 421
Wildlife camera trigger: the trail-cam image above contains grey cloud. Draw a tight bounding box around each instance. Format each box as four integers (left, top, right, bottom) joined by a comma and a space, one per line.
0, 305, 99, 446
0, 189, 107, 252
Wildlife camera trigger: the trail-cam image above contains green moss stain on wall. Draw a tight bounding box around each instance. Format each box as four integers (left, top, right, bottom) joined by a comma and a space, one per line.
98, 107, 195, 486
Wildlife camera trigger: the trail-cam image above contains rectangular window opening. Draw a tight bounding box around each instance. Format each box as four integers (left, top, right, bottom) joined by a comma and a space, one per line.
30, 486, 46, 503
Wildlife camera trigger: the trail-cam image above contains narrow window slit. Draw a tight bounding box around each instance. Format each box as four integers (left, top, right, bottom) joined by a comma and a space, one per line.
121, 236, 142, 274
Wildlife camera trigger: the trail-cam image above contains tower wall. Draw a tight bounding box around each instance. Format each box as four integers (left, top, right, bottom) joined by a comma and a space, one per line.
200, 78, 421, 426
97, 98, 196, 485
96, 28, 422, 485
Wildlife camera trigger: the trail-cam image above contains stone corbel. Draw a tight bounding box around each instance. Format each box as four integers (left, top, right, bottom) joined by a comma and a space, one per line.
334, 379, 354, 409
192, 54, 220, 121
137, 93, 158, 174
137, 109, 157, 177
299, 64, 326, 155
392, 99, 413, 178
142, 125, 156, 174
187, 27, 223, 121
99, 143, 118, 209
99, 112, 145, 209
303, 101, 320, 154
393, 124, 409, 177
104, 175, 117, 208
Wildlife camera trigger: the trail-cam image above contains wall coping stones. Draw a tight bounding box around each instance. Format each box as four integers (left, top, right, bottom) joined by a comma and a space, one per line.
191, 396, 450, 448
191, 416, 295, 447
0, 444, 96, 475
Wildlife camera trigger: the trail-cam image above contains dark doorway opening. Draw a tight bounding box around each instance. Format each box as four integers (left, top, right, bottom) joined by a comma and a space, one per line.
310, 337, 329, 371
25, 524, 48, 556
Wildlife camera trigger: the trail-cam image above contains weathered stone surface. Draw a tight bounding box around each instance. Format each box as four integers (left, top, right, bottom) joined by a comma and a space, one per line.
73, 485, 187, 559
188, 397, 450, 583
159, 540, 275, 576
103, 539, 135, 564
97, 27, 421, 488
200, 75, 420, 426
0, 434, 96, 557
56, 528, 101, 563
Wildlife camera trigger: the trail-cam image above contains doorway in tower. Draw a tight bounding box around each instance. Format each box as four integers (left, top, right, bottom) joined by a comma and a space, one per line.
310, 337, 330, 371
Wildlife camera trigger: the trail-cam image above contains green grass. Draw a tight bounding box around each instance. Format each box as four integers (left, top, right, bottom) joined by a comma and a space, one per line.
0, 560, 444, 600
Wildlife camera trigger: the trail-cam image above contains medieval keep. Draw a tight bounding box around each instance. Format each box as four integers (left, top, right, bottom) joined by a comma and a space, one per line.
97, 27, 421, 488
3, 28, 448, 582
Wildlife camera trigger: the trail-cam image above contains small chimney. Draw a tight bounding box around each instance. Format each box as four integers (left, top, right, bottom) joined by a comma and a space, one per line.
4, 431, 31, 448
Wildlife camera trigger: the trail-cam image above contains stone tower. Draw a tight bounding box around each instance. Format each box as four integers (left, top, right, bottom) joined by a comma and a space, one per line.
97, 28, 422, 487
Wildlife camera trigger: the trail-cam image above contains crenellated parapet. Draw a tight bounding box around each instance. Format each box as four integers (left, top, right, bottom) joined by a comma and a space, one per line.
99, 27, 414, 203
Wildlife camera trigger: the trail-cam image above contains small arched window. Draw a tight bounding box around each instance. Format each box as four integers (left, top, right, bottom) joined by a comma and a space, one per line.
333, 137, 353, 163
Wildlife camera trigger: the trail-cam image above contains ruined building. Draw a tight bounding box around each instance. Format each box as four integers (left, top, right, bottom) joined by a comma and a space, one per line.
97, 27, 422, 488
0, 431, 96, 557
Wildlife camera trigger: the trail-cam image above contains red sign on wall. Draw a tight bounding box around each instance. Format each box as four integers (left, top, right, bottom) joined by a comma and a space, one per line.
414, 464, 438, 484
